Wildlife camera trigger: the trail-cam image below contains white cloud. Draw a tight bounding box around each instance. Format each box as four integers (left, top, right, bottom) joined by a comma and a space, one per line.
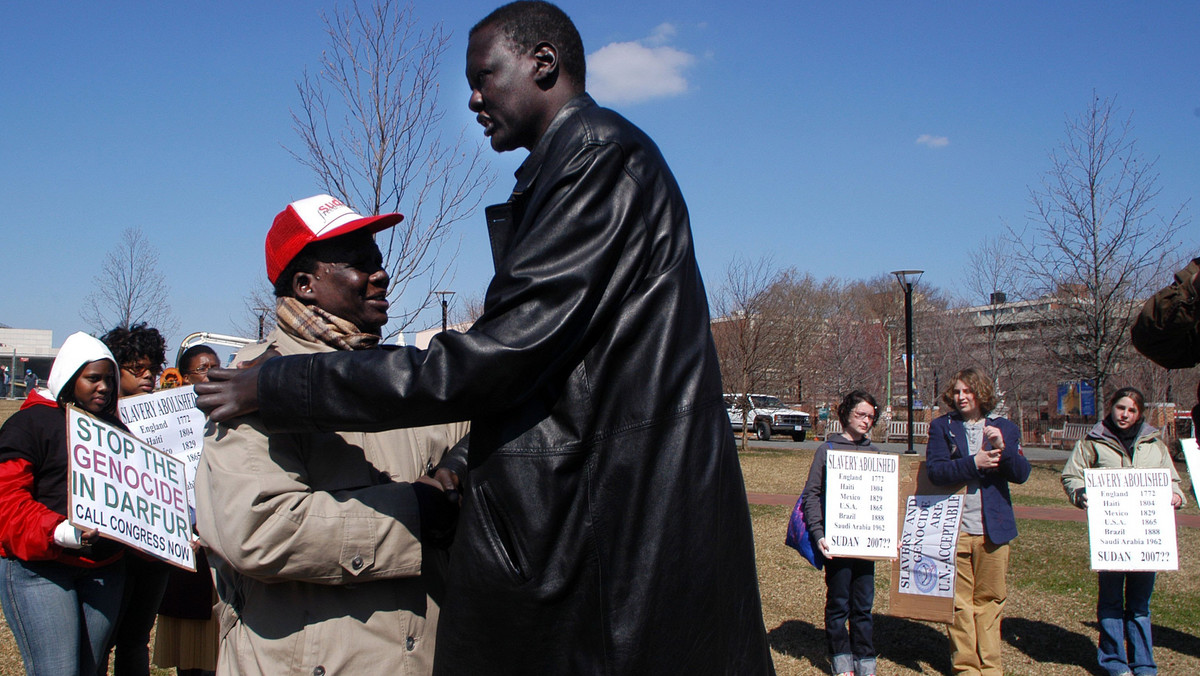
587, 29, 695, 105
646, 23, 676, 46
915, 134, 950, 148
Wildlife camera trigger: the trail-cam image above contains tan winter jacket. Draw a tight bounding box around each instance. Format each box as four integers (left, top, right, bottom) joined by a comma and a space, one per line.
1061, 421, 1185, 509
195, 328, 469, 676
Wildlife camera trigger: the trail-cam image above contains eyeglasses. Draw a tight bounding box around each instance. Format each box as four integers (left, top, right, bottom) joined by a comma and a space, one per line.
184, 365, 214, 376
121, 362, 162, 378
850, 410, 876, 422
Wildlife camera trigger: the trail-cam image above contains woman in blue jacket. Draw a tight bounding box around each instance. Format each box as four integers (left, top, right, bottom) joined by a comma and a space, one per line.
925, 367, 1030, 676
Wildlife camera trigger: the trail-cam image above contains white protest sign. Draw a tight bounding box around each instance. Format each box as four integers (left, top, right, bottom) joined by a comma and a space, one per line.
118, 386, 205, 507
66, 407, 195, 571
1086, 467, 1177, 571
897, 494, 963, 598
1180, 438, 1200, 505
824, 450, 900, 558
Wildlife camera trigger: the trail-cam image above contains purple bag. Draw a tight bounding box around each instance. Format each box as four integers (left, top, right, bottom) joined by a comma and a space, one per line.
784, 495, 824, 570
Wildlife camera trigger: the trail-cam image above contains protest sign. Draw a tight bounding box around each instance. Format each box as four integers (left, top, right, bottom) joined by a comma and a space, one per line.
118, 385, 205, 506
1085, 467, 1177, 571
1180, 438, 1200, 505
889, 459, 963, 623
896, 494, 963, 598
824, 450, 900, 559
67, 406, 195, 571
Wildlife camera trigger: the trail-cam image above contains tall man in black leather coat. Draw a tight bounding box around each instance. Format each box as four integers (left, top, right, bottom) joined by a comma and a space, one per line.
197, 2, 773, 673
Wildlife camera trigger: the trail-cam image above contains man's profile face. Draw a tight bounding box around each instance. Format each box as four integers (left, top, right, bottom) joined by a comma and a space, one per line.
299, 232, 391, 335
466, 24, 543, 152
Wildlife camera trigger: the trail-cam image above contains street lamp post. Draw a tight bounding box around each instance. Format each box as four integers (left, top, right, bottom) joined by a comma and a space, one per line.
434, 291, 456, 332
892, 269, 924, 454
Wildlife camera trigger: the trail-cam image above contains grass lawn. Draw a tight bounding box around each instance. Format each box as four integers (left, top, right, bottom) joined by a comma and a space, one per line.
747, 446, 1200, 675
2, 446, 1198, 674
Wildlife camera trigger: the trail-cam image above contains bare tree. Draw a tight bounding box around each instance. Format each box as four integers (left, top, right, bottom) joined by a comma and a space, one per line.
910, 286, 966, 411
758, 269, 838, 403
809, 280, 887, 405
81, 227, 178, 338
710, 257, 782, 449
962, 235, 1028, 380
449, 289, 487, 327
953, 235, 1054, 426
287, 0, 494, 339
1011, 94, 1189, 408
232, 281, 278, 341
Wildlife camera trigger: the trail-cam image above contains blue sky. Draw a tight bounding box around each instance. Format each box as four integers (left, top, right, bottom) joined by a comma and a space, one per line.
3, 1, 1197, 351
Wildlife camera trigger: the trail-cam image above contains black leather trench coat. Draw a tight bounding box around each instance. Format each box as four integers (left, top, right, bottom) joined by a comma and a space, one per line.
257, 95, 773, 675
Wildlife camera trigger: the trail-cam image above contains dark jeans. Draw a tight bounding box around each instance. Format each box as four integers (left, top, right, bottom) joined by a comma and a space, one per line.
1097, 571, 1157, 676
106, 555, 171, 676
824, 556, 875, 675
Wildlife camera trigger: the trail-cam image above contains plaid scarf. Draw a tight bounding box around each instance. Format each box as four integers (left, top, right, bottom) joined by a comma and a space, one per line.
276, 297, 380, 352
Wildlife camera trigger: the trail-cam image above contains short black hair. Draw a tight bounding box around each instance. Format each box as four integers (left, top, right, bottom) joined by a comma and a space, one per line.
101, 323, 166, 368
472, 1, 585, 87
836, 390, 879, 429
271, 232, 376, 298
178, 344, 218, 372
273, 244, 323, 298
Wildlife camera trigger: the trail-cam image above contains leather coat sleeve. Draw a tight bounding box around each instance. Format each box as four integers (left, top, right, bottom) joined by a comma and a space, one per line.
0, 459, 64, 560
257, 141, 648, 433
194, 418, 424, 585
435, 432, 469, 482
925, 417, 980, 486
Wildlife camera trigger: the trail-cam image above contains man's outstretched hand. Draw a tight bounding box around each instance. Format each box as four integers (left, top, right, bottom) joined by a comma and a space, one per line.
195, 363, 265, 422
195, 347, 281, 421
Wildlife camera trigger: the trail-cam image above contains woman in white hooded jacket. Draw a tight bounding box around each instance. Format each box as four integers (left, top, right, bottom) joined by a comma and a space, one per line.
0, 332, 128, 676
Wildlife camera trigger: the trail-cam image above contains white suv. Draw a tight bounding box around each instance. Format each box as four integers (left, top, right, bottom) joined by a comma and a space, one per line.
724, 393, 811, 442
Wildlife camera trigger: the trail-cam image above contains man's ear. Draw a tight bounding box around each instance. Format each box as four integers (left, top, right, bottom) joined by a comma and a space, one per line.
292, 271, 318, 301
532, 41, 559, 84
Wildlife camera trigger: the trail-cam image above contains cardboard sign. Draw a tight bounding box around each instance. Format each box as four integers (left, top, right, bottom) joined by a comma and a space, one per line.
896, 494, 963, 598
1085, 467, 1177, 571
67, 407, 195, 571
1180, 438, 1200, 505
118, 386, 205, 507
888, 459, 964, 624
824, 450, 900, 559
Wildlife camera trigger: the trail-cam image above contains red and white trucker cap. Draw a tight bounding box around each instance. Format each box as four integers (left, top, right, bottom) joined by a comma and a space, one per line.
266, 194, 403, 283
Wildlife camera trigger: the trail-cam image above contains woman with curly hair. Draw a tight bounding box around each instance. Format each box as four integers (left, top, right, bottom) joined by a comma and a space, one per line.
100, 323, 169, 676
925, 367, 1030, 675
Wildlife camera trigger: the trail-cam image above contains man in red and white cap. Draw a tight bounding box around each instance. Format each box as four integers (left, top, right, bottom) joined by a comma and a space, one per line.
193, 194, 468, 676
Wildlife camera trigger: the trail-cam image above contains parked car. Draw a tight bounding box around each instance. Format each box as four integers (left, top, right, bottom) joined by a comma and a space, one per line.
724, 393, 811, 441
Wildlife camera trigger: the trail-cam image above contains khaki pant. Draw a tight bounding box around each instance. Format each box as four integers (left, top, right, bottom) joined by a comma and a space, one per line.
949, 534, 1009, 675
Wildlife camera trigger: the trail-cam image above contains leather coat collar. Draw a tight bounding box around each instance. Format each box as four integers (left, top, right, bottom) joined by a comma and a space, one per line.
512, 93, 596, 195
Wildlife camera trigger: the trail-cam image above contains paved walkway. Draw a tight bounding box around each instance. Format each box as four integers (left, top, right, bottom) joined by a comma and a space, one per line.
747, 492, 1200, 528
